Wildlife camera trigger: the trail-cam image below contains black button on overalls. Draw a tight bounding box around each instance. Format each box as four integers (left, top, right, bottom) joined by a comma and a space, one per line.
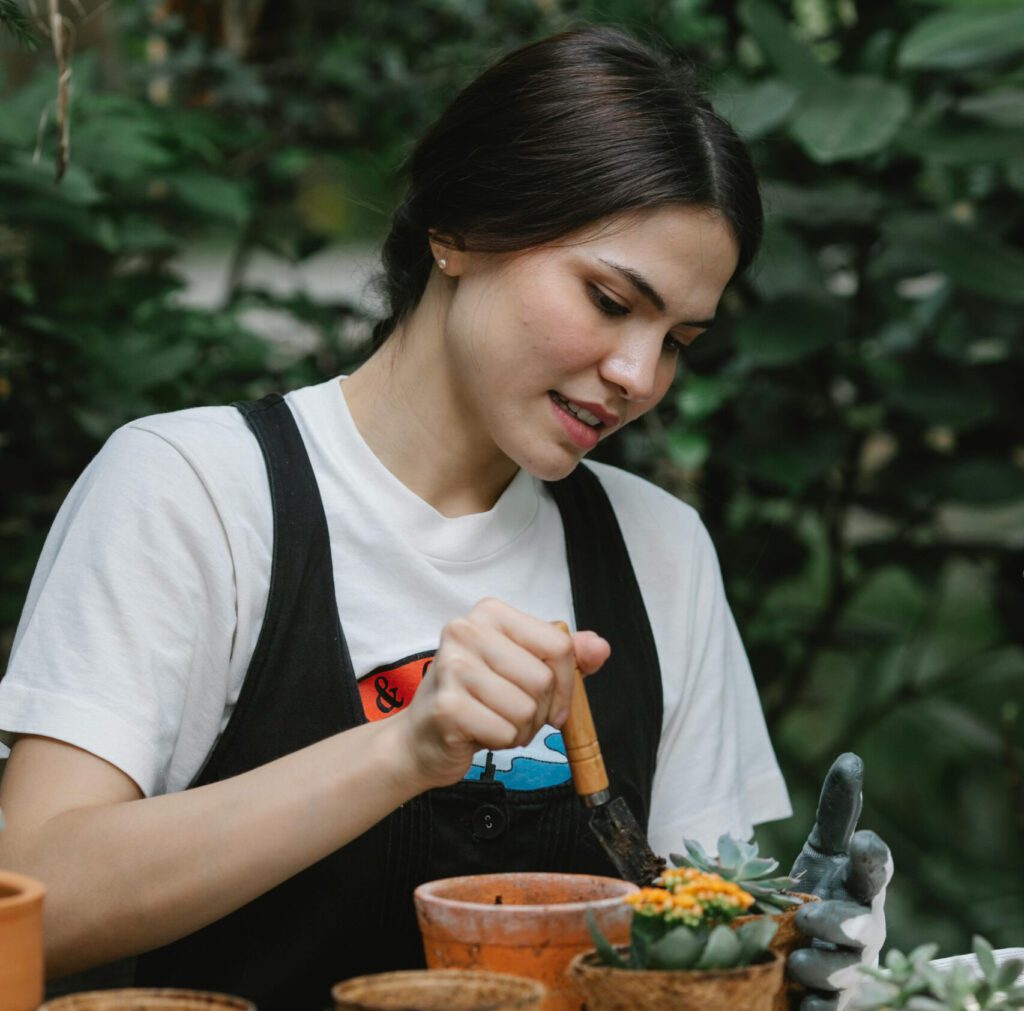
472, 803, 506, 840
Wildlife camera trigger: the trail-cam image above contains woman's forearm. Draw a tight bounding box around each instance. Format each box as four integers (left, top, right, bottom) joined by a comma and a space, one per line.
0, 718, 422, 978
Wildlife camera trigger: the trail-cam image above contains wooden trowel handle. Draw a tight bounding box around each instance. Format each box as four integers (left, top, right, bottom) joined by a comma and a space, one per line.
554, 621, 610, 800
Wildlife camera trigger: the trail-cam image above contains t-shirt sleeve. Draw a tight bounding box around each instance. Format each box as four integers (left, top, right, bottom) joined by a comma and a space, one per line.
645, 517, 792, 858
0, 424, 238, 796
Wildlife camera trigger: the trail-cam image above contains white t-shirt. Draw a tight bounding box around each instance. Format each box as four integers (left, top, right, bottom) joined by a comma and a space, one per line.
0, 375, 790, 855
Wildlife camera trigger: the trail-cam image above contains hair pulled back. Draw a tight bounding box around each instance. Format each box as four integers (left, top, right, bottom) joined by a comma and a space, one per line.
374, 26, 762, 345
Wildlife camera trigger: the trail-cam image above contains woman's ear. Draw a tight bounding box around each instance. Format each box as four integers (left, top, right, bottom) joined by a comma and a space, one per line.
428, 231, 466, 276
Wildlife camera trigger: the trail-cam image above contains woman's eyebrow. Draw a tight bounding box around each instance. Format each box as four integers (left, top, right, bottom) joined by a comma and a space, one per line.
596, 257, 716, 328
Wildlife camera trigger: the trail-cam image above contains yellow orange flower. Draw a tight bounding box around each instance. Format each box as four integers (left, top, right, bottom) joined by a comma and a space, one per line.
624, 869, 754, 926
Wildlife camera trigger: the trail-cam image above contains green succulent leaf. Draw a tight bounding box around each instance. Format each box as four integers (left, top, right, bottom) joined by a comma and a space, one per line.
903, 998, 948, 1011
996, 960, 1024, 991
736, 917, 779, 964
646, 926, 706, 970
975, 935, 998, 980
717, 833, 743, 870
586, 907, 627, 969
735, 856, 780, 880
696, 924, 743, 970
681, 838, 714, 871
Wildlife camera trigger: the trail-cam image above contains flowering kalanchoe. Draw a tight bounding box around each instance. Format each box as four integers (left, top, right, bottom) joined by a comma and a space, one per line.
589, 869, 776, 972
670, 833, 805, 914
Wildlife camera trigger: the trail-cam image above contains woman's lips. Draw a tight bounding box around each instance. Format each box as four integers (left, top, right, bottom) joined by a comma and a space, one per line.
549, 392, 603, 451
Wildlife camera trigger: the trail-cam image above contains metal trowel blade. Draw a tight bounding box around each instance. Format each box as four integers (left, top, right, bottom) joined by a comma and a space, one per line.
588, 795, 666, 886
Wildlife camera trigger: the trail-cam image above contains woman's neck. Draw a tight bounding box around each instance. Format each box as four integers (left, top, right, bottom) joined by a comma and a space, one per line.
342, 311, 519, 518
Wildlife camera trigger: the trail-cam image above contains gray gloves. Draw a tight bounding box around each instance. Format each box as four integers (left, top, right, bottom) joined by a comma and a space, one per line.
787, 753, 894, 1011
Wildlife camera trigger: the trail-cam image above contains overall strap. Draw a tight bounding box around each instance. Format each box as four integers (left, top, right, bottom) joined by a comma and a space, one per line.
191, 393, 364, 781
546, 464, 664, 825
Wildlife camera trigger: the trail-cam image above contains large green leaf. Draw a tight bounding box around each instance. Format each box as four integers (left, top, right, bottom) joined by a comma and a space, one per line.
736, 0, 833, 90
884, 215, 1024, 304
735, 295, 846, 366
712, 77, 799, 140
958, 89, 1024, 129
899, 7, 1024, 70
0, 155, 103, 206
728, 426, 850, 495
924, 459, 1024, 505
762, 181, 884, 226
899, 125, 1024, 165
749, 223, 822, 299
171, 173, 252, 226
883, 363, 994, 431
790, 76, 911, 163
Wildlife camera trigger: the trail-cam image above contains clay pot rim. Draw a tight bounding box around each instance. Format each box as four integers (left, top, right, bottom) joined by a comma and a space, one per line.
414, 871, 638, 917
0, 869, 46, 907
569, 945, 786, 980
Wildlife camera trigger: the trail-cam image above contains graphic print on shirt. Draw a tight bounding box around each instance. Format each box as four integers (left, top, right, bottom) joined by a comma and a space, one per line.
358, 650, 571, 790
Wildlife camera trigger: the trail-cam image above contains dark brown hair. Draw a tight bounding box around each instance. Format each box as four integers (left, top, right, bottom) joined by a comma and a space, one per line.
374, 26, 762, 345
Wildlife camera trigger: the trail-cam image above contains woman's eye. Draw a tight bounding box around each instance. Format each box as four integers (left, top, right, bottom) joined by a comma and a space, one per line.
663, 335, 685, 355
588, 284, 629, 317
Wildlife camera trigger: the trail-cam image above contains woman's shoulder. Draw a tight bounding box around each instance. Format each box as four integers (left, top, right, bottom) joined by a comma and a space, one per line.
124, 401, 257, 462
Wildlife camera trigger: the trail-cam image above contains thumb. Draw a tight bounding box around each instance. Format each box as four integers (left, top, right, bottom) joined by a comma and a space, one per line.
572, 630, 611, 676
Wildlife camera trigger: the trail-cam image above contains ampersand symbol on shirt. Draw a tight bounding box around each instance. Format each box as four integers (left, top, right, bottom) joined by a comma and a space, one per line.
374, 674, 404, 714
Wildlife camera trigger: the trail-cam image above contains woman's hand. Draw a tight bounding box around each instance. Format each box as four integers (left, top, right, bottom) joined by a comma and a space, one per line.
388, 599, 610, 792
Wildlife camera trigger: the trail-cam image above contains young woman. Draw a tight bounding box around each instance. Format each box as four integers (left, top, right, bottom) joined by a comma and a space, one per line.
0, 25, 888, 1011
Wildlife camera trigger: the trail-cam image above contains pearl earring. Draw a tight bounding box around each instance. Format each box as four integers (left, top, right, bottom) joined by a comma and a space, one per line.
437, 258, 448, 271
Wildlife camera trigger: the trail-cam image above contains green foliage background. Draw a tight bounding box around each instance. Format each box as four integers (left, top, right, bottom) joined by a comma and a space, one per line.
2, 0, 1022, 958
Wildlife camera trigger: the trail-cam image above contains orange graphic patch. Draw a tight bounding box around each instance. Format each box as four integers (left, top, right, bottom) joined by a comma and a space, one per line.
358, 651, 435, 722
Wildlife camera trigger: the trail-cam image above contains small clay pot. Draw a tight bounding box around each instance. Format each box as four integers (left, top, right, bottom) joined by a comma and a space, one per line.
568, 946, 786, 1011
414, 872, 637, 1011
38, 988, 256, 1010
0, 869, 46, 1011
332, 969, 544, 1011
734, 891, 819, 1011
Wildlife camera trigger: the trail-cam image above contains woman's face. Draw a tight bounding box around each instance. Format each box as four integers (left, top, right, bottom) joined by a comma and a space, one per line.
436, 204, 740, 482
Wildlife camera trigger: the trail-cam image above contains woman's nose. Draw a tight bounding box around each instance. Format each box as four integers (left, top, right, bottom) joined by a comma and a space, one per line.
598, 335, 664, 403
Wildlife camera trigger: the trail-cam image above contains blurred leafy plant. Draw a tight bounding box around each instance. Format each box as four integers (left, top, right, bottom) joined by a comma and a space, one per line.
1, 0, 1022, 963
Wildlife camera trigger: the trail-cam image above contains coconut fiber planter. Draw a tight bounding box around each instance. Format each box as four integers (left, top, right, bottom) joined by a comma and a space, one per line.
39, 989, 256, 1010
414, 872, 637, 1011
568, 946, 786, 1011
735, 891, 818, 1011
0, 869, 46, 1011
332, 968, 545, 1011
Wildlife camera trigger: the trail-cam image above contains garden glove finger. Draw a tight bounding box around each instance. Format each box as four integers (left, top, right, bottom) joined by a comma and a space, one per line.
801, 996, 840, 1011
789, 754, 894, 1011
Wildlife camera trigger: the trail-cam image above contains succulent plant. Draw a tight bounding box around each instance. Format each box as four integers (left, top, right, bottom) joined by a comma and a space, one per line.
669, 833, 806, 914
851, 936, 1024, 1011
588, 869, 779, 971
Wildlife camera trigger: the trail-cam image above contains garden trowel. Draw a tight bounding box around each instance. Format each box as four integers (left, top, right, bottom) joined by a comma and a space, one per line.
556, 622, 665, 886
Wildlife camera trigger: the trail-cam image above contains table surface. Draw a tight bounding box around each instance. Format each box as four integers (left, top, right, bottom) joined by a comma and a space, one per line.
929, 947, 1024, 981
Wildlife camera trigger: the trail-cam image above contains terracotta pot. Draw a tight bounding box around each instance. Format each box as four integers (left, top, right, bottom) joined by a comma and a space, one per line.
38, 988, 256, 1010
568, 946, 786, 1011
331, 968, 545, 1011
414, 872, 637, 1011
0, 869, 46, 1011
734, 891, 819, 1011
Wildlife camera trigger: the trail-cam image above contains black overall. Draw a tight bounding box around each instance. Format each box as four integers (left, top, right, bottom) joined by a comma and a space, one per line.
135, 393, 664, 1010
